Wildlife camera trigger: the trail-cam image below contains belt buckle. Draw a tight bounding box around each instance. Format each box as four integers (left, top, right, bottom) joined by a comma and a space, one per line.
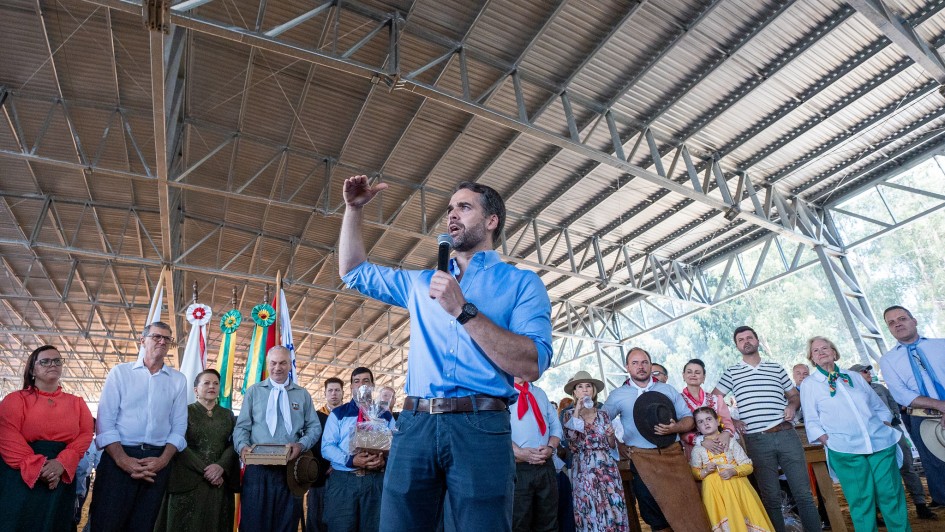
429, 398, 443, 414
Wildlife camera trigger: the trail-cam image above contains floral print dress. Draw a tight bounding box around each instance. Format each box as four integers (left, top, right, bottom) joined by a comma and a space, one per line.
563, 408, 629, 532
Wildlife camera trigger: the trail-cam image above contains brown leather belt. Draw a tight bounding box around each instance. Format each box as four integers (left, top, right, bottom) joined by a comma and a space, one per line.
761, 421, 794, 433
403, 396, 509, 414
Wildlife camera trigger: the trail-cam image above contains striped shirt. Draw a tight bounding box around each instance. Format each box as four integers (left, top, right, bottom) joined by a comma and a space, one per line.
715, 361, 792, 434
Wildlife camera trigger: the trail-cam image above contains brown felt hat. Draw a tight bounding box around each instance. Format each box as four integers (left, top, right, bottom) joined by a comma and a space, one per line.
286, 451, 319, 496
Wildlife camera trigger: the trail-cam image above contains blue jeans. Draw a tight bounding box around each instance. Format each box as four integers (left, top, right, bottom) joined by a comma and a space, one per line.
379, 407, 514, 531
743, 429, 822, 532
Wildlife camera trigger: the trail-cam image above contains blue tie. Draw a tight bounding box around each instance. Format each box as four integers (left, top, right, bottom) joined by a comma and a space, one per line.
905, 341, 945, 400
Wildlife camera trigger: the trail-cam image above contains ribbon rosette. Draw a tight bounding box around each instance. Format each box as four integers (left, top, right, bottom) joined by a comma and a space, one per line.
220, 309, 242, 333
186, 303, 212, 326
251, 303, 277, 327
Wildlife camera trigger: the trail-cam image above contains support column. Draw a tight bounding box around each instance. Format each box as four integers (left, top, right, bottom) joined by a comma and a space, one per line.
814, 211, 887, 363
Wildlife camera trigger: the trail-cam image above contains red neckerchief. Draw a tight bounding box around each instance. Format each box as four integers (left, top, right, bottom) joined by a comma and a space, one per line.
682, 387, 706, 412
514, 382, 547, 435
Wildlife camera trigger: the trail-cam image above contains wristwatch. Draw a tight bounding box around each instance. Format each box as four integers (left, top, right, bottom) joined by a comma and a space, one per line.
456, 302, 478, 325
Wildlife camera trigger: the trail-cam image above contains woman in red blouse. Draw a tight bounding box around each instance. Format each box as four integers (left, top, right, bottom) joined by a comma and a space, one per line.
0, 345, 94, 531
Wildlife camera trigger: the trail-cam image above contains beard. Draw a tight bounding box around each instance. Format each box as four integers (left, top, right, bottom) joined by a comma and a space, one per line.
451, 221, 489, 251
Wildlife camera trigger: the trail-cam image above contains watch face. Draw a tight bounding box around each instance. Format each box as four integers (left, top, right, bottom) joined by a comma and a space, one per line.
463, 303, 477, 316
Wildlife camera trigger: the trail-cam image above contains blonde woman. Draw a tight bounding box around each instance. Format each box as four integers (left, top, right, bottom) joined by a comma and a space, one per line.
800, 336, 909, 532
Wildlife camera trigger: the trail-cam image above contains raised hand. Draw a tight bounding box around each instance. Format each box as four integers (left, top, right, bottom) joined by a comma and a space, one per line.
343, 175, 389, 208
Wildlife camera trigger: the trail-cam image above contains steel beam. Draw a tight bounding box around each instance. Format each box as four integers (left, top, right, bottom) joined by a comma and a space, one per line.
848, 0, 945, 84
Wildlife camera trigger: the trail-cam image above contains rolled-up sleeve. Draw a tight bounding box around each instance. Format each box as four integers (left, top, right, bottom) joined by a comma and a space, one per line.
880, 351, 921, 408
165, 373, 188, 451
342, 261, 418, 308
510, 274, 553, 375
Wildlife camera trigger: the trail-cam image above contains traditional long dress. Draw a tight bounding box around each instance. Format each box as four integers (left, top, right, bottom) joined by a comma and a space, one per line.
0, 387, 94, 532
154, 402, 239, 532
690, 437, 773, 532
563, 409, 628, 532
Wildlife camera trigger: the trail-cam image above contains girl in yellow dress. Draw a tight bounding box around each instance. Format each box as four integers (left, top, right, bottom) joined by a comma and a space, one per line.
689, 407, 774, 532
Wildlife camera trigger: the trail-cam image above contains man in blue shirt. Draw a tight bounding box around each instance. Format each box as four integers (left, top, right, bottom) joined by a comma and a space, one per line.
321, 367, 394, 531
603, 347, 709, 532
339, 175, 553, 531
879, 305, 945, 507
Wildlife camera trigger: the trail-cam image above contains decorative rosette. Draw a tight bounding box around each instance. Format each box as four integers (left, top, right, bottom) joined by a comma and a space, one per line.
220, 309, 242, 334
186, 303, 212, 326
251, 303, 276, 327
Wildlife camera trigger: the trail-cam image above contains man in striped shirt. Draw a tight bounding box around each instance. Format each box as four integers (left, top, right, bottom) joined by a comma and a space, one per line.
711, 326, 822, 532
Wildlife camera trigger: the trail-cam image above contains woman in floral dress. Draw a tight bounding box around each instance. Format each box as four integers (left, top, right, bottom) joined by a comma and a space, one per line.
561, 371, 628, 532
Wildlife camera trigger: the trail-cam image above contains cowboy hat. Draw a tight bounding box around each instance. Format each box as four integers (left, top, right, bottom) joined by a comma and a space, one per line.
633, 391, 678, 448
919, 419, 945, 463
564, 370, 605, 396
286, 451, 319, 496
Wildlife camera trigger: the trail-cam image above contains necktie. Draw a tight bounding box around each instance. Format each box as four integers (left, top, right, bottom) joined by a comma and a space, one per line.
816, 365, 852, 397
514, 382, 547, 436
905, 341, 945, 400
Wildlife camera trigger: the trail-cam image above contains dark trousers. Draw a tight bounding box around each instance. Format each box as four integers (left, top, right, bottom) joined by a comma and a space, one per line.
909, 415, 945, 504
556, 471, 575, 532
240, 465, 302, 532
88, 445, 170, 532
628, 460, 669, 530
324, 470, 385, 532
304, 485, 327, 532
512, 461, 558, 532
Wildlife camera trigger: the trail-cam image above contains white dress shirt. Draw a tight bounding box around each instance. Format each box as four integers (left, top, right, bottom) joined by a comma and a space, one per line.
95, 359, 188, 451
879, 337, 945, 407
800, 369, 900, 455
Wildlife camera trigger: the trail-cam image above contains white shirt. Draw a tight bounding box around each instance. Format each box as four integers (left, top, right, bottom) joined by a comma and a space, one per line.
95, 359, 188, 451
800, 369, 900, 455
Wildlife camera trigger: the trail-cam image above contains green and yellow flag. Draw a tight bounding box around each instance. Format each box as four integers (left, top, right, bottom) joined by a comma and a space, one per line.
216, 308, 241, 409
242, 303, 276, 393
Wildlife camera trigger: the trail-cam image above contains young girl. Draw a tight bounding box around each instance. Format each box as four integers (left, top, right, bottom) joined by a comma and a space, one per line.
690, 407, 774, 532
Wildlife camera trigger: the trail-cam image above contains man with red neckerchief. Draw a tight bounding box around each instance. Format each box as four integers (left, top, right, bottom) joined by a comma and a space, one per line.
510, 376, 562, 532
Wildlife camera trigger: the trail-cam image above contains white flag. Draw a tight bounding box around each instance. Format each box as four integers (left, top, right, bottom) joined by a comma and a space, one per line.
181, 303, 212, 403
137, 270, 165, 363
278, 288, 297, 384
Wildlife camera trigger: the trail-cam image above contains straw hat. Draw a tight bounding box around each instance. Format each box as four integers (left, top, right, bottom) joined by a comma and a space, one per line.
564, 370, 605, 396
919, 419, 945, 463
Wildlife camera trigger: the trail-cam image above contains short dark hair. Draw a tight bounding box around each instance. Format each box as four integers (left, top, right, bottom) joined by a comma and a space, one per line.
652, 363, 667, 371
883, 305, 914, 320
684, 358, 705, 372
351, 366, 374, 384
625, 346, 651, 364
194, 368, 221, 388
324, 377, 344, 390
23, 345, 59, 390
143, 321, 173, 338
454, 181, 506, 246
732, 325, 758, 343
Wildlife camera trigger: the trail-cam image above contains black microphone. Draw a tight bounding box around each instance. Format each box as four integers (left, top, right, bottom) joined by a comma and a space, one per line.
437, 234, 453, 272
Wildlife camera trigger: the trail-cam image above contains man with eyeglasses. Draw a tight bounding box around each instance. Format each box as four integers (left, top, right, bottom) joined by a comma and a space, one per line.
651, 363, 669, 384
90, 321, 188, 531
879, 305, 945, 509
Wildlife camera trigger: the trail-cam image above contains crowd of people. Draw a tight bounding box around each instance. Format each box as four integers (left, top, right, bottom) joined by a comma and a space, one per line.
1, 176, 944, 532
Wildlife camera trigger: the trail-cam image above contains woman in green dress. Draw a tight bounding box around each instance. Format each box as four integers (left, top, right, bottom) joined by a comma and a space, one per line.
155, 369, 239, 532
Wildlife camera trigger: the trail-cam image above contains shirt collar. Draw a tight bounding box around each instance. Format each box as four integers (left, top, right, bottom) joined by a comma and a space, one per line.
451, 250, 502, 275
895, 336, 928, 349
132, 358, 168, 374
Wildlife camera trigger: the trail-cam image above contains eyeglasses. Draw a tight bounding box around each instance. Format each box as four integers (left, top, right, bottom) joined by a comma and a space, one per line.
37, 358, 64, 367
651, 371, 664, 376
147, 334, 175, 344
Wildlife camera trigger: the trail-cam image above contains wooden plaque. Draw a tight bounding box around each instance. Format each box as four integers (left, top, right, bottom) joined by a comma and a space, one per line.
244, 444, 291, 465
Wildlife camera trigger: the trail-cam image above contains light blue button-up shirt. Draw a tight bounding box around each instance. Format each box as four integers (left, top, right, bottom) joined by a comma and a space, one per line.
800, 370, 900, 455
321, 400, 396, 472
602, 381, 692, 449
342, 251, 553, 400
95, 359, 188, 451
879, 337, 945, 406
510, 383, 563, 449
